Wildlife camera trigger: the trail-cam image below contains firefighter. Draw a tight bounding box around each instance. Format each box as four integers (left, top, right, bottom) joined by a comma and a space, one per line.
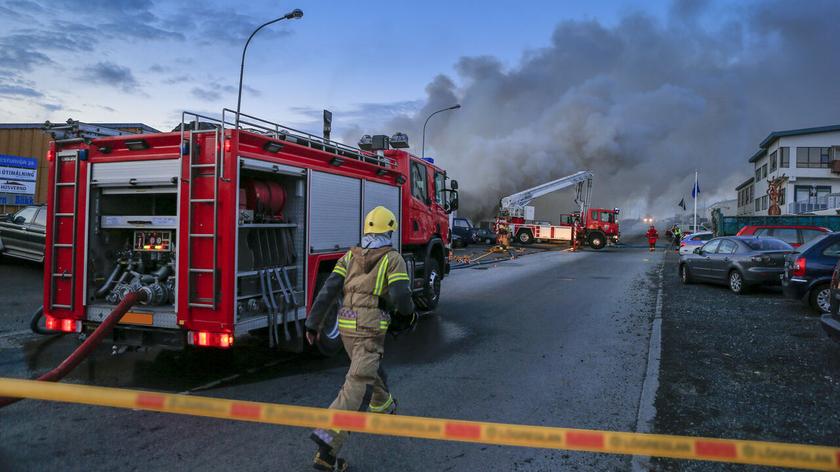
646, 225, 659, 252
304, 206, 416, 472
672, 225, 683, 251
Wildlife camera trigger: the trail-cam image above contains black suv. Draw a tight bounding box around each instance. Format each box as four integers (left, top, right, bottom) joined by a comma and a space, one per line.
452, 217, 480, 246
0, 204, 47, 263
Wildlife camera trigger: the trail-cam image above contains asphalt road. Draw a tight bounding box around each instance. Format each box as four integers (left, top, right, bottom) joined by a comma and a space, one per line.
0, 240, 661, 471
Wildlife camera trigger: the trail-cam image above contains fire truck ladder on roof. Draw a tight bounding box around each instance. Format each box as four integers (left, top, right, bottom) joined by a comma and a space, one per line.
185, 129, 221, 310
49, 150, 81, 311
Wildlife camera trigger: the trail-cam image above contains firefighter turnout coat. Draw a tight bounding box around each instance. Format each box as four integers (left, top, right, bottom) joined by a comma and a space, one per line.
305, 245, 414, 456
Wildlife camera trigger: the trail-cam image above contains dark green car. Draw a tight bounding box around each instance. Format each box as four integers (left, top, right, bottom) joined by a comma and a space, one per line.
0, 204, 47, 263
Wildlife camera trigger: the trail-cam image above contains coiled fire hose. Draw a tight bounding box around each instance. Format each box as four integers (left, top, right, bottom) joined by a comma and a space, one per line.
0, 291, 142, 408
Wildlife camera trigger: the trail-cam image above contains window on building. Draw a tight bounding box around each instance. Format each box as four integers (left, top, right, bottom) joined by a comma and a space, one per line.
794, 185, 831, 202
755, 199, 760, 211
796, 147, 832, 168
779, 188, 785, 205
762, 164, 767, 178
780, 147, 790, 167
755, 168, 761, 181
769, 150, 777, 173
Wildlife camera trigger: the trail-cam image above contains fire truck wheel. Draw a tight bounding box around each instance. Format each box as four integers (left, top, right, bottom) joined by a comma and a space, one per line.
416, 258, 442, 311
587, 232, 607, 250
516, 230, 533, 245
311, 273, 344, 358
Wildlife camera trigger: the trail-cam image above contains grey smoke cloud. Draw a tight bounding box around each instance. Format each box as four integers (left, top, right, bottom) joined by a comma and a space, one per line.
386, 0, 840, 221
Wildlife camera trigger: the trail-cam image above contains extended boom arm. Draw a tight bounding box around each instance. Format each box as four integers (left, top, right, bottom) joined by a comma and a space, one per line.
500, 170, 593, 217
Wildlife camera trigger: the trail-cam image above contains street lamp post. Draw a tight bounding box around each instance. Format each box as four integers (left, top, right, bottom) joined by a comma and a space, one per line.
421, 104, 460, 160
235, 8, 304, 130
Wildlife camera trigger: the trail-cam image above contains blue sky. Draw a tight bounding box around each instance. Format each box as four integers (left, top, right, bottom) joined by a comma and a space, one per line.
0, 0, 668, 132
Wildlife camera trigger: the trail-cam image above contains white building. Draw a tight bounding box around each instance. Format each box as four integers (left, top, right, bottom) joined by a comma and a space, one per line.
742, 124, 840, 216
707, 198, 737, 219
736, 177, 754, 216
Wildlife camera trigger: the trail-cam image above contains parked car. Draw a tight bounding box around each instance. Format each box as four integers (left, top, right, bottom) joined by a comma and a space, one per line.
679, 236, 794, 293
781, 232, 840, 313
452, 217, 480, 246
475, 221, 497, 245
0, 204, 47, 263
736, 225, 829, 248
822, 261, 840, 342
678, 231, 713, 255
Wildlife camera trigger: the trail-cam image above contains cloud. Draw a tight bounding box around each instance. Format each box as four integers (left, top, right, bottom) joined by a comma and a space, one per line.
79, 61, 140, 92
0, 84, 42, 97
0, 42, 52, 72
190, 83, 260, 102
380, 0, 840, 220
41, 102, 62, 111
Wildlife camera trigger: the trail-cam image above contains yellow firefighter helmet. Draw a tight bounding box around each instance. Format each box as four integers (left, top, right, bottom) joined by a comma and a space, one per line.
364, 206, 398, 234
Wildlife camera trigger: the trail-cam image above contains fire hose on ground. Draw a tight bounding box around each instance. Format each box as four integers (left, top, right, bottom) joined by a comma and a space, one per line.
0, 290, 143, 408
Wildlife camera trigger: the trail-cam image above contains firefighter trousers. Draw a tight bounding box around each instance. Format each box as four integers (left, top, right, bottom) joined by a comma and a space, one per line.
311, 333, 393, 456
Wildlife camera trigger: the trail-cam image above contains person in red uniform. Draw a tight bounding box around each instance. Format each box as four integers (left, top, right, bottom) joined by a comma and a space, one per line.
646, 225, 659, 252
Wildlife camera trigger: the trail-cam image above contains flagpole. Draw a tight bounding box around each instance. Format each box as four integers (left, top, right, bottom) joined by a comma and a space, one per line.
693, 170, 698, 231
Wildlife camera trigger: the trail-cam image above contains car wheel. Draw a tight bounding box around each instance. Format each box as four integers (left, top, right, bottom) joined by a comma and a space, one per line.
680, 264, 693, 284
728, 270, 746, 294
809, 284, 831, 314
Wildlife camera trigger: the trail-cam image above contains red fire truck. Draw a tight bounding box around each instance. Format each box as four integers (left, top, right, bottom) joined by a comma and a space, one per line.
42, 110, 458, 354
498, 171, 620, 249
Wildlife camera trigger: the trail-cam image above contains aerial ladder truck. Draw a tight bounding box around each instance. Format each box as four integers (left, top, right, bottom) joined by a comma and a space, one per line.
497, 171, 620, 250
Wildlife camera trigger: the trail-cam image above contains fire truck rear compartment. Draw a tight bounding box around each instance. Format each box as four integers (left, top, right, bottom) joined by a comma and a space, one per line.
234, 166, 306, 344
86, 188, 179, 329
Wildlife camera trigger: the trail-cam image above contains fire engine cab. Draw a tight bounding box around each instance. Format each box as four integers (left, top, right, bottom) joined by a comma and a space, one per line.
42, 109, 458, 354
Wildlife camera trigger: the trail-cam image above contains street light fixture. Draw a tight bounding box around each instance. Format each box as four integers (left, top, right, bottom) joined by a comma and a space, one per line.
235, 8, 304, 130
421, 104, 460, 161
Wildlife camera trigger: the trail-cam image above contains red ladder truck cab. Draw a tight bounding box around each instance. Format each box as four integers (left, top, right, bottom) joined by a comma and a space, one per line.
559, 208, 621, 246
42, 110, 458, 354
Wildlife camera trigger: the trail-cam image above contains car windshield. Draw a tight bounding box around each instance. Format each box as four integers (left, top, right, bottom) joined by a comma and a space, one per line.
741, 238, 794, 251
793, 233, 829, 253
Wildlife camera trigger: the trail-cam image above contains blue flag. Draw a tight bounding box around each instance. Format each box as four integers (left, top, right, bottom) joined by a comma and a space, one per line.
692, 179, 700, 199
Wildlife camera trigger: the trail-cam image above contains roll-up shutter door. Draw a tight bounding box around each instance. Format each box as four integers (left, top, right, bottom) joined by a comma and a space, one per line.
91, 160, 180, 187
310, 171, 361, 252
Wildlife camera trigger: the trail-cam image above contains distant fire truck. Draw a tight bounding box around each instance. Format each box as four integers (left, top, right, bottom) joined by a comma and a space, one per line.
497, 171, 620, 250
42, 109, 459, 354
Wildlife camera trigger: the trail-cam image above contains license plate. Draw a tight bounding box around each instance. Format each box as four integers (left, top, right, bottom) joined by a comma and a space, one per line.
120, 311, 153, 326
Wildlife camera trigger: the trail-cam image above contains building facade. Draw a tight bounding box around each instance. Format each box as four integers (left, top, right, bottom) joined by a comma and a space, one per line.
739, 125, 840, 216
0, 122, 158, 212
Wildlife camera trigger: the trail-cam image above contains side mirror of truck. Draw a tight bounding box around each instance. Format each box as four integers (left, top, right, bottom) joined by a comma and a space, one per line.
450, 179, 459, 190
13, 216, 26, 225
693, 247, 702, 255
448, 191, 459, 213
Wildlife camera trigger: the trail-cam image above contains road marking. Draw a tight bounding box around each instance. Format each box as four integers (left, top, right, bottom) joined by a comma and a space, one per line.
0, 377, 838, 471
632, 256, 665, 472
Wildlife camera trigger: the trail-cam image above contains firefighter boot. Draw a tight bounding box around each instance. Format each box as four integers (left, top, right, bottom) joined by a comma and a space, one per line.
313, 449, 348, 472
